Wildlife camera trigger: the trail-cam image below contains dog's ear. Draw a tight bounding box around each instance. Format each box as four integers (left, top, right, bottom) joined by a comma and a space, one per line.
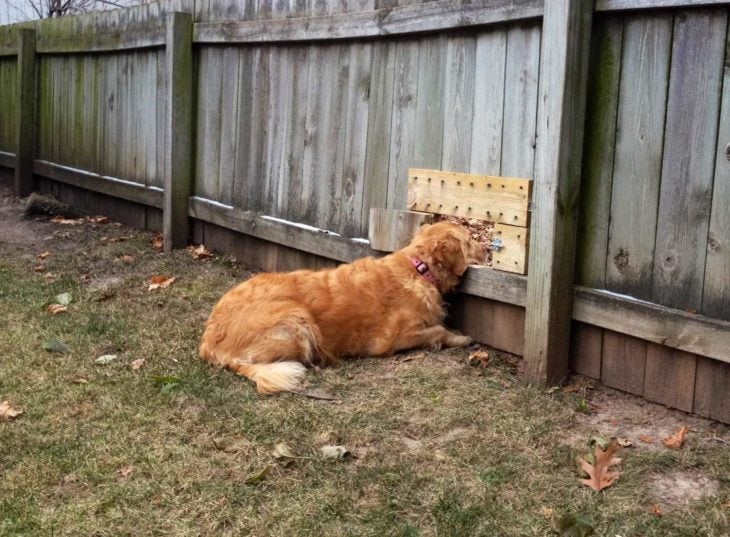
431, 235, 468, 276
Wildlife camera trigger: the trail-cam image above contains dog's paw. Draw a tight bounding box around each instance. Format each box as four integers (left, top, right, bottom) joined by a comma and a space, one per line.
448, 334, 473, 348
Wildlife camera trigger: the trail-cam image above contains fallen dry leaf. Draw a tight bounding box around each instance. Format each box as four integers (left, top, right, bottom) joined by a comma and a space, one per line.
467, 350, 490, 367
117, 465, 133, 478
320, 445, 350, 461
244, 466, 271, 484
639, 435, 654, 443
130, 358, 145, 370
663, 426, 689, 449
148, 276, 176, 291
46, 304, 68, 315
213, 436, 251, 453
577, 438, 622, 491
50, 215, 83, 225
272, 442, 307, 467
616, 437, 633, 448
34, 263, 46, 272
152, 234, 164, 251
540, 506, 554, 519
0, 400, 23, 420
37, 251, 52, 260
119, 255, 135, 264
72, 377, 89, 384
650, 504, 663, 517
89, 215, 109, 224
95, 354, 118, 365
189, 244, 213, 260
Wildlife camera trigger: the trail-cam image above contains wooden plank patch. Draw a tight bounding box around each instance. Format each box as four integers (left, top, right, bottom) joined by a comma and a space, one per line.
368, 208, 433, 252
492, 223, 529, 274
407, 168, 532, 226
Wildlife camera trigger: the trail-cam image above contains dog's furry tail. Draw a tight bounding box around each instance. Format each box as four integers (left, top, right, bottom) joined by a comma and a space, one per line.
231, 360, 307, 395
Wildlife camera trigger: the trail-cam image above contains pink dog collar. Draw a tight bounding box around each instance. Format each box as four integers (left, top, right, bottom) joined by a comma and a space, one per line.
409, 257, 437, 286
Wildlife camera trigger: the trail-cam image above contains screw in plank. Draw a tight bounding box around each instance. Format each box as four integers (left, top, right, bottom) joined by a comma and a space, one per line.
487, 183, 492, 188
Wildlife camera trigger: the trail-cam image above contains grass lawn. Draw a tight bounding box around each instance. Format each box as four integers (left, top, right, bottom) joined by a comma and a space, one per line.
1, 189, 728, 536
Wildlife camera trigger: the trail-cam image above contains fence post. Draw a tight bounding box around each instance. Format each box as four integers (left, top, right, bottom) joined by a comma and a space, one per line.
15, 28, 36, 197
163, 12, 193, 252
523, 1, 594, 384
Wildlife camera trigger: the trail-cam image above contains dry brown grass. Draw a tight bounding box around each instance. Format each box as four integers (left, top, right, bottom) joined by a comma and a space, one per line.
0, 189, 728, 536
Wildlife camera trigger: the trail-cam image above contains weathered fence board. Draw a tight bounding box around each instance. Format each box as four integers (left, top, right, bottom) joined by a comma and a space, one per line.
193, 0, 544, 43
412, 35, 445, 172
500, 23, 540, 178
601, 330, 647, 395
441, 34, 476, 172
652, 9, 727, 310
386, 39, 420, 211
362, 41, 395, 227
470, 29, 506, 176
575, 16, 623, 289
0, 57, 18, 154
644, 344, 697, 412
606, 14, 672, 299
702, 28, 730, 321
341, 42, 371, 237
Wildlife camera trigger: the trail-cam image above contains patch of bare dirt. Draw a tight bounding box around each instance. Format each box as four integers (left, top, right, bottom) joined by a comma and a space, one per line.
567, 378, 729, 452
648, 470, 720, 510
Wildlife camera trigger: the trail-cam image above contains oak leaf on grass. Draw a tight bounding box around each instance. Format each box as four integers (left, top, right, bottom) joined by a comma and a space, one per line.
577, 438, 622, 491
148, 275, 176, 291
0, 401, 23, 420
188, 244, 213, 260
46, 304, 68, 315
663, 426, 689, 449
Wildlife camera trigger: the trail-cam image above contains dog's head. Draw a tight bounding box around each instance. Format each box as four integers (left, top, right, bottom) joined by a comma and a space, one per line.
406, 221, 486, 292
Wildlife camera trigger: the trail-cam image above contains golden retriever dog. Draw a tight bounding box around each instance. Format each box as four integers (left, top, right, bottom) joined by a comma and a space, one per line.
199, 221, 485, 394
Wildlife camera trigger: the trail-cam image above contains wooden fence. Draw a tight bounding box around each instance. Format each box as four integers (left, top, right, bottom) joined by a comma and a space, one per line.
0, 0, 728, 422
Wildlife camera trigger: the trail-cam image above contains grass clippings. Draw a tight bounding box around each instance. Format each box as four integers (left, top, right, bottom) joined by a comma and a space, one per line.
0, 185, 729, 536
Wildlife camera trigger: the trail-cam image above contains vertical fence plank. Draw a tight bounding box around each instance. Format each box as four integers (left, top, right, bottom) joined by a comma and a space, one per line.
575, 16, 623, 289
470, 28, 506, 176
232, 47, 255, 210
605, 14, 670, 299
342, 42, 372, 237
441, 34, 476, 172
523, 0, 594, 384
644, 344, 696, 412
569, 322, 603, 379
163, 11, 194, 252
601, 330, 646, 395
283, 46, 309, 223
412, 34, 445, 171
652, 10, 727, 310
694, 357, 730, 423
702, 25, 730, 321
386, 39, 420, 209
500, 23, 540, 179
362, 41, 394, 225
15, 28, 36, 197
